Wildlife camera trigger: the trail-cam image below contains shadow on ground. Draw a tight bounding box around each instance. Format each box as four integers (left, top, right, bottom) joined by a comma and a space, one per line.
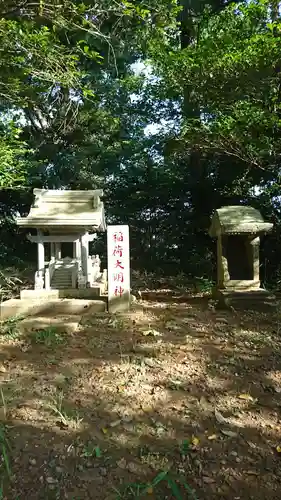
0, 295, 281, 499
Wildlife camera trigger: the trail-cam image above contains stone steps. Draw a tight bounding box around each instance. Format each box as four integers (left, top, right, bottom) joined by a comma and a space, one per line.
51, 268, 73, 290
52, 282, 72, 285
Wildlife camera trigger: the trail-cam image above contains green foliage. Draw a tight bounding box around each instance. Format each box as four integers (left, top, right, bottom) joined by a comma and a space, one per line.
0, 267, 24, 302
81, 443, 102, 458
0, 422, 11, 492
1, 0, 281, 286
113, 468, 197, 499
32, 327, 67, 347
0, 122, 32, 188
0, 315, 23, 340
46, 390, 82, 428
153, 0, 281, 173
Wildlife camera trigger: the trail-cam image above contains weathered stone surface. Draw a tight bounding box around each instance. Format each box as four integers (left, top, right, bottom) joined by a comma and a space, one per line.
0, 298, 107, 320
209, 206, 273, 237
214, 289, 278, 312
20, 288, 104, 300
16, 188, 105, 231
209, 205, 273, 302
19, 315, 81, 334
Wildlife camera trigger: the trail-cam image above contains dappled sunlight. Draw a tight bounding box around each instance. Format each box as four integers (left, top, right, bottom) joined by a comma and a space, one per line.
1, 297, 281, 498
265, 370, 281, 386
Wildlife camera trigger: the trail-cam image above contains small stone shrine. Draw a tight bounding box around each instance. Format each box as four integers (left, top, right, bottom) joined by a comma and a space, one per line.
16, 188, 107, 296
209, 205, 276, 310
0, 188, 131, 319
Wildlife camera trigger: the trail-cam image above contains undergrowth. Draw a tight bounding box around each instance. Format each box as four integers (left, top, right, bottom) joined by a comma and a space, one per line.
0, 315, 23, 340
32, 327, 67, 347
0, 391, 12, 498
113, 469, 197, 499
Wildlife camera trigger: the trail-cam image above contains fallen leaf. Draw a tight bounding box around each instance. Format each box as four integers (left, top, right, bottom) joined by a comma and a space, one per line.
146, 486, 153, 494
246, 441, 256, 449
202, 476, 215, 484
208, 434, 217, 440
123, 415, 133, 423
192, 436, 200, 446
110, 419, 121, 428
127, 461, 148, 475
238, 394, 255, 402
215, 409, 229, 425
165, 321, 180, 330
221, 429, 238, 438
144, 358, 157, 368
142, 329, 162, 337
20, 344, 30, 353
170, 379, 182, 387
46, 476, 58, 485
215, 317, 228, 324
276, 445, 281, 453
199, 396, 211, 410
117, 458, 127, 469
101, 427, 108, 434
142, 406, 152, 413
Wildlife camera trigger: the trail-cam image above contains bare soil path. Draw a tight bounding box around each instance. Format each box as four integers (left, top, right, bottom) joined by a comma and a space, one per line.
1, 295, 281, 499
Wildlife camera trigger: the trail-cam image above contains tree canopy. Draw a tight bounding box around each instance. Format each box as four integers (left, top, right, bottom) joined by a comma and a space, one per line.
1, 0, 281, 286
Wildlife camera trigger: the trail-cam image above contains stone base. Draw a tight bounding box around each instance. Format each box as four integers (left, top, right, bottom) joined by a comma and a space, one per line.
213, 288, 278, 312
20, 287, 104, 300
0, 298, 107, 321
19, 315, 82, 334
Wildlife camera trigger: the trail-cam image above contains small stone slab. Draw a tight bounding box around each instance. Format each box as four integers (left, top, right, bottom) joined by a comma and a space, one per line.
0, 299, 43, 321
19, 315, 81, 334
214, 289, 278, 311
0, 298, 106, 321
20, 287, 103, 300
31, 299, 106, 316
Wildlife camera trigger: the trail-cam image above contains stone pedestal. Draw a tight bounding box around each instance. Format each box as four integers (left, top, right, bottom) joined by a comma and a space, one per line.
37, 230, 45, 273
213, 288, 277, 312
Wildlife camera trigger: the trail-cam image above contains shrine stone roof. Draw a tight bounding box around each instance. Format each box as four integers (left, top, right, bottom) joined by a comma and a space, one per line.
16, 189, 106, 231
209, 205, 273, 237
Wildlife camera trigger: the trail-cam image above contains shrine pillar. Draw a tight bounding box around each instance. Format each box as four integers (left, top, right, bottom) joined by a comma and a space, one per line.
74, 238, 81, 260
55, 242, 61, 259
37, 230, 45, 273
80, 232, 89, 279
50, 242, 55, 260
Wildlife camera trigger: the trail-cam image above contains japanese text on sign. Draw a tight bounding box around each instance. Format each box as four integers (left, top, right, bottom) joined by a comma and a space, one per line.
107, 225, 130, 312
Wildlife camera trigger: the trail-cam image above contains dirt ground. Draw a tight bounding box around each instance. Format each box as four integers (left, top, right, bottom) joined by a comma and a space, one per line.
1, 294, 281, 499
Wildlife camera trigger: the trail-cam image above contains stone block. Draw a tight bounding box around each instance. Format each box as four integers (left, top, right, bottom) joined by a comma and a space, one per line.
20, 287, 104, 300
0, 299, 43, 321
0, 298, 107, 321
19, 315, 82, 334
213, 288, 278, 312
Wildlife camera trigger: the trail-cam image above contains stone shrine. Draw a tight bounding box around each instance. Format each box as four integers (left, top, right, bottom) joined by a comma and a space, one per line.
209, 205, 276, 310
0, 189, 131, 319
16, 188, 107, 297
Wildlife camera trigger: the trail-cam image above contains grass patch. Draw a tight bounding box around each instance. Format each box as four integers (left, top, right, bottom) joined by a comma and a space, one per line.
31, 327, 67, 347
113, 469, 197, 499
46, 391, 83, 429
0, 315, 24, 341
81, 443, 102, 458
0, 424, 11, 480
0, 392, 12, 494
